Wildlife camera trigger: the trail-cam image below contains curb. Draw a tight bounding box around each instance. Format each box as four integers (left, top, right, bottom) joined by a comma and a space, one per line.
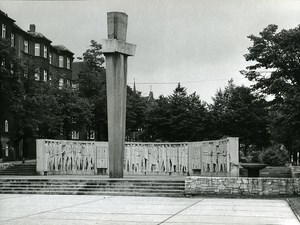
286, 198, 300, 222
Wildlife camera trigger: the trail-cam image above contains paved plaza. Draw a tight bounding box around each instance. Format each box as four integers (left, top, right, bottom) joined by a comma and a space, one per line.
0, 194, 299, 225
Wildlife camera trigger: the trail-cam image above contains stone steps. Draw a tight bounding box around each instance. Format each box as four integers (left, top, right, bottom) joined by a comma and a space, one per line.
0, 163, 36, 175
0, 190, 182, 197
0, 184, 184, 189
0, 179, 186, 197
0, 188, 184, 194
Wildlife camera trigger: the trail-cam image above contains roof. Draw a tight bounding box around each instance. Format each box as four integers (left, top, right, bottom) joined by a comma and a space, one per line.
0, 10, 15, 22
12, 23, 27, 34
2, 9, 74, 56
52, 45, 74, 54
12, 24, 52, 43
28, 31, 52, 43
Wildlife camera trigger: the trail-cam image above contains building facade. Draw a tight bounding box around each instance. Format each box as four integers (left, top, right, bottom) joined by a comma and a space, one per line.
0, 10, 74, 161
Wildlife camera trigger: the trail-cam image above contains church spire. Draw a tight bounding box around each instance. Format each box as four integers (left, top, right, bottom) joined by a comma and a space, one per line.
148, 85, 154, 102
133, 78, 136, 93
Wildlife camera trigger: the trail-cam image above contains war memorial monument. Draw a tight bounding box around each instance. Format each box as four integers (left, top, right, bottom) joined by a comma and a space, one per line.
33, 12, 300, 198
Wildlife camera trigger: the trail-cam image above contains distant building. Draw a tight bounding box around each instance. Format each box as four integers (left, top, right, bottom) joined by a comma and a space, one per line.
0, 10, 74, 161
71, 61, 85, 81
140, 84, 156, 106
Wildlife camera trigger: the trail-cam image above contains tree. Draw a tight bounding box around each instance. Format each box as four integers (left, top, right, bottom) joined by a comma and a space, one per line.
143, 83, 209, 142
1, 38, 95, 158
18, 64, 61, 139
241, 24, 300, 97
143, 95, 170, 141
78, 40, 149, 141
126, 86, 147, 141
210, 80, 270, 156
78, 40, 107, 140
241, 24, 300, 158
54, 86, 93, 140
260, 144, 289, 166
0, 38, 23, 157
167, 84, 208, 141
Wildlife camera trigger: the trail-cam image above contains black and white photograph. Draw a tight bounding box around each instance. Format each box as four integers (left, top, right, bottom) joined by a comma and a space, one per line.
0, 0, 300, 224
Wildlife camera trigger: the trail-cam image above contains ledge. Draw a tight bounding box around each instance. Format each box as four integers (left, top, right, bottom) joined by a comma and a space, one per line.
102, 39, 136, 56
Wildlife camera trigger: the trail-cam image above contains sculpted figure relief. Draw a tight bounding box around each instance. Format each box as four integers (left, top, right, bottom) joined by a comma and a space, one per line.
42, 140, 232, 175
122, 143, 188, 174
44, 140, 95, 174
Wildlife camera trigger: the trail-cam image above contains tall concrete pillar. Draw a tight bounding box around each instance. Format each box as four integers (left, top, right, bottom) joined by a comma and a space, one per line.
102, 12, 136, 178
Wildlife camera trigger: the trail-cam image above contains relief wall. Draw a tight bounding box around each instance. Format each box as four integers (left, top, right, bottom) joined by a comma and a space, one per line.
190, 139, 229, 176
124, 143, 188, 175
36, 138, 239, 176
43, 140, 96, 175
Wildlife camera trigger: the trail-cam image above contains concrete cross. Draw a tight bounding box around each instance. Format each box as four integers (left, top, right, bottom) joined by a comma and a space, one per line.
102, 12, 136, 178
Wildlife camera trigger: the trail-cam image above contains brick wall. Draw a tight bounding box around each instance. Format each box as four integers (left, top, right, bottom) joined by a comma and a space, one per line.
185, 176, 300, 196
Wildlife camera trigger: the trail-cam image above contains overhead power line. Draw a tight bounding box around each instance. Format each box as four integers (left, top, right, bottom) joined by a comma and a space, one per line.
128, 71, 274, 85
127, 77, 245, 85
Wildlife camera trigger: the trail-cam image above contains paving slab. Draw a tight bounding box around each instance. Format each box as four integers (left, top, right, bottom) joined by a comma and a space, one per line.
0, 194, 299, 225
288, 198, 300, 220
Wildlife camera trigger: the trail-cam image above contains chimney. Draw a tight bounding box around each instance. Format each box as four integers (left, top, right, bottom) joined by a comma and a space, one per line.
29, 24, 35, 33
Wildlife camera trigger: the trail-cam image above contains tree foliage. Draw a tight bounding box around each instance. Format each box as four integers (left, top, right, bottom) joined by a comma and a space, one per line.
77, 40, 149, 141
241, 24, 300, 157
210, 80, 270, 154
126, 86, 147, 140
0, 39, 23, 119
242, 24, 300, 97
78, 40, 107, 140
143, 83, 208, 142
260, 144, 289, 166
0, 38, 93, 158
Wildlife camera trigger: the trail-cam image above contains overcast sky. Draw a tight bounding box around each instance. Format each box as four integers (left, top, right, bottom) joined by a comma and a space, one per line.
1, 0, 300, 102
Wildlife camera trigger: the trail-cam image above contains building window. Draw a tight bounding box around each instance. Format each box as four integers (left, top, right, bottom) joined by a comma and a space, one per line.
59, 56, 64, 68
43, 70, 48, 82
49, 53, 52, 64
35, 43, 40, 56
71, 131, 79, 140
4, 120, 8, 132
44, 46, 47, 58
59, 78, 64, 89
1, 24, 6, 39
24, 40, 29, 53
35, 68, 40, 81
67, 57, 70, 69
87, 130, 95, 140
11, 33, 14, 46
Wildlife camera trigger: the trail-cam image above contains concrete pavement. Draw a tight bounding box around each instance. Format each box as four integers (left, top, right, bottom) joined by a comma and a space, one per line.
0, 194, 299, 225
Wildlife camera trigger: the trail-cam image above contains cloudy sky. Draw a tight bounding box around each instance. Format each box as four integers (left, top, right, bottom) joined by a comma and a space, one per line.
1, 0, 300, 102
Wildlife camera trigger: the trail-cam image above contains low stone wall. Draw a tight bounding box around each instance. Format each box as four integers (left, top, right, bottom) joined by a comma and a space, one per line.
291, 166, 300, 178
185, 176, 300, 196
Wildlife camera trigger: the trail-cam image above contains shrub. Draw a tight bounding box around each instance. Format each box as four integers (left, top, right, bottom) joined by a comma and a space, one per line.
260, 144, 289, 166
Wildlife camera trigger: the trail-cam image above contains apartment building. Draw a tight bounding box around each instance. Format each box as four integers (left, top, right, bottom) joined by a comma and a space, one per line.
0, 10, 74, 161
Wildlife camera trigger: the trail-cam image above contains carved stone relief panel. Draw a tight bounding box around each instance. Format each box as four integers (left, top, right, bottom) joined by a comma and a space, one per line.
44, 140, 96, 174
